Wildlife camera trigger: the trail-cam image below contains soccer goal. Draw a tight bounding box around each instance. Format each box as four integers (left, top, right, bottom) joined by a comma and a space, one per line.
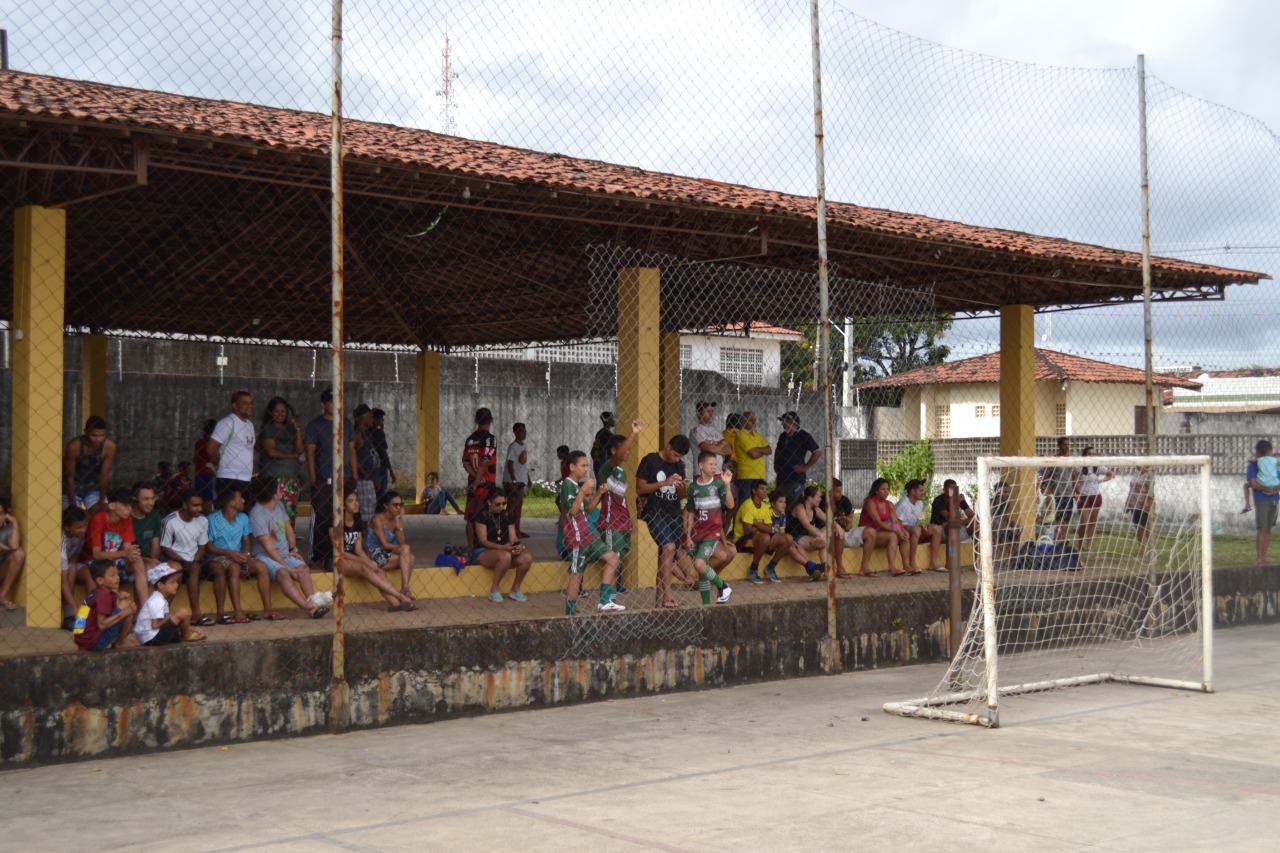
883, 454, 1213, 727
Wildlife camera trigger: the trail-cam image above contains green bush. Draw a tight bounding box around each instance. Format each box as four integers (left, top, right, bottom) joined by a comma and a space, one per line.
876, 438, 934, 496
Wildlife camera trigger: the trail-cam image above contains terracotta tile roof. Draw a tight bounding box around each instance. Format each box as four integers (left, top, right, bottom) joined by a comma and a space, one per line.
699, 322, 802, 338
851, 349, 1203, 390
0, 71, 1266, 284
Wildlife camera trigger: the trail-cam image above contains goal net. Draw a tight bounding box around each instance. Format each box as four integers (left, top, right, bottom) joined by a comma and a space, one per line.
884, 454, 1213, 727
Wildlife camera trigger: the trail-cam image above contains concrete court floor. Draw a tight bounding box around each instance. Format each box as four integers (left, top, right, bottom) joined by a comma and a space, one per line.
3, 626, 1278, 852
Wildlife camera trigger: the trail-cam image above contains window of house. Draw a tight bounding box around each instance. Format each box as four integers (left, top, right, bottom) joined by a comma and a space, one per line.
975, 404, 986, 418
679, 343, 692, 369
991, 404, 1000, 418
719, 347, 764, 386
934, 404, 952, 439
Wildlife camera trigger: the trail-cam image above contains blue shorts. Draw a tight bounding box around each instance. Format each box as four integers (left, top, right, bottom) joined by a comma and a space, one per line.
91, 612, 123, 651
645, 515, 684, 547
258, 554, 307, 581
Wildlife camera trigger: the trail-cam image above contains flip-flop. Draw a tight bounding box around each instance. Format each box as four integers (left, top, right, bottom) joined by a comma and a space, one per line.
244, 612, 260, 621
0, 599, 18, 611
231, 614, 252, 624
930, 567, 948, 573
217, 614, 235, 625
658, 599, 679, 609
194, 615, 215, 627
400, 600, 418, 611
890, 570, 908, 577
261, 611, 286, 621
858, 571, 881, 578
185, 631, 206, 642
834, 572, 854, 580
311, 606, 330, 619
906, 569, 924, 576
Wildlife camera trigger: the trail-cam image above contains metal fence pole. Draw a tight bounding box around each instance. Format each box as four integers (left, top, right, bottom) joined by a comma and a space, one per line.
328, 0, 349, 733
1138, 54, 1155, 452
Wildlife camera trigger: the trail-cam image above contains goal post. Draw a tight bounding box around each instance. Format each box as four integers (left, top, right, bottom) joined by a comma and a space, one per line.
883, 454, 1214, 728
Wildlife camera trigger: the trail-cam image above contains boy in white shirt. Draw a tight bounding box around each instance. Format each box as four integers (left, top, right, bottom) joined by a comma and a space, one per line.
135, 563, 200, 646
161, 490, 212, 626
895, 479, 944, 573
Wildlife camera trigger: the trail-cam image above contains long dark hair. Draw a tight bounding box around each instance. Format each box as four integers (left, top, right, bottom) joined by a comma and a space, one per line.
865, 477, 890, 500
262, 396, 296, 428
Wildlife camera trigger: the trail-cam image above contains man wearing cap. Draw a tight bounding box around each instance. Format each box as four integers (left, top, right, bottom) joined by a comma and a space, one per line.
592, 412, 616, 480
463, 407, 499, 550
208, 390, 256, 504
352, 403, 382, 522
80, 487, 151, 602
304, 388, 356, 570
775, 411, 821, 511
690, 401, 733, 472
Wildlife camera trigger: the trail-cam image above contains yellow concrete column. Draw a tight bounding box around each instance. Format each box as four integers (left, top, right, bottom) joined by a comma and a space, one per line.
13, 206, 66, 628
82, 333, 107, 424
659, 331, 682, 444
617, 268, 662, 589
1000, 304, 1037, 540
414, 350, 442, 498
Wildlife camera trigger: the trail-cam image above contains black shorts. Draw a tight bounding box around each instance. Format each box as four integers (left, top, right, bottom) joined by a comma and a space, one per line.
144, 619, 182, 646
1131, 509, 1150, 528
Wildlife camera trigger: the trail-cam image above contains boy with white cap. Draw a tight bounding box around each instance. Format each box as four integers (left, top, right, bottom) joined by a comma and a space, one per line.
135, 563, 201, 645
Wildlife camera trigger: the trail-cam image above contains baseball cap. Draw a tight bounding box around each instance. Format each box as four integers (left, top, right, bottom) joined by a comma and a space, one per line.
353, 403, 372, 419
107, 487, 133, 505
600, 411, 615, 423
147, 563, 182, 585
778, 411, 800, 424
320, 387, 334, 402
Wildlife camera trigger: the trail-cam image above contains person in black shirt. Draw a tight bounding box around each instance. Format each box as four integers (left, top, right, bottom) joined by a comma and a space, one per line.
929, 478, 976, 537
774, 411, 820, 511
636, 433, 698, 608
592, 411, 616, 479
337, 490, 415, 611
472, 491, 531, 603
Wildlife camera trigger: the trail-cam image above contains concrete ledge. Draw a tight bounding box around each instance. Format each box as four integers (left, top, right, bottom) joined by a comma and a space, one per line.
3, 564, 1276, 768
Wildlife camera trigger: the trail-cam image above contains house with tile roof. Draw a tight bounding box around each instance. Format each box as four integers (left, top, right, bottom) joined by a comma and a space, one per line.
852, 349, 1201, 440
1166, 368, 1280, 413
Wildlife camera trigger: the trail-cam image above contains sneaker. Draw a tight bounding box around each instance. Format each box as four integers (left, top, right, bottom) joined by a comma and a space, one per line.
488, 591, 504, 603
598, 600, 626, 612
748, 568, 763, 584
509, 590, 528, 602
765, 565, 781, 583
615, 582, 629, 594
716, 585, 733, 604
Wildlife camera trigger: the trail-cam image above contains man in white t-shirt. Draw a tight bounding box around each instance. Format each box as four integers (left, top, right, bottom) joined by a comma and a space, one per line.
209, 390, 256, 501
504, 422, 532, 538
689, 401, 732, 472
160, 491, 212, 626
895, 479, 944, 573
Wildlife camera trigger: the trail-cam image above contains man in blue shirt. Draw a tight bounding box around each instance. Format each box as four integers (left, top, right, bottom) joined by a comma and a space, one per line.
774, 411, 820, 511
1247, 438, 1280, 563
304, 388, 355, 569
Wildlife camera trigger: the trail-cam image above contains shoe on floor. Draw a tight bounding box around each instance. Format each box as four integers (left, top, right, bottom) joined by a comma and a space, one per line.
488, 591, 504, 602
765, 566, 781, 583
509, 590, 528, 602
598, 600, 626, 612
748, 568, 763, 584
716, 586, 733, 604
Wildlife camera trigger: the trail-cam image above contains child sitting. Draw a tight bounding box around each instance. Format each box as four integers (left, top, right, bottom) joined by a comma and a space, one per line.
72, 559, 138, 651
419, 472, 461, 515
60, 507, 90, 630
134, 563, 202, 645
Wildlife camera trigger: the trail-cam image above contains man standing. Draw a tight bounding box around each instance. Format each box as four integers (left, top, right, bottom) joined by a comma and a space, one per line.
304, 387, 355, 569
208, 391, 256, 503
1247, 439, 1279, 564
637, 433, 696, 609
352, 403, 382, 521
463, 407, 498, 551
591, 411, 616, 479
774, 411, 820, 510
369, 408, 395, 496
1039, 437, 1079, 543
504, 422, 532, 539
690, 401, 733, 472
63, 416, 117, 511
732, 410, 771, 505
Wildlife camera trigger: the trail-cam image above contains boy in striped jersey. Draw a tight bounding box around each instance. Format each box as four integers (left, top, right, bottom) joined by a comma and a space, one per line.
598, 419, 645, 585
684, 451, 736, 605
560, 451, 625, 614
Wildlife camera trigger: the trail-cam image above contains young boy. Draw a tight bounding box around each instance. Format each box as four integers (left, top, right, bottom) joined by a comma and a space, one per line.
134, 563, 201, 646
598, 419, 645, 592
72, 559, 138, 651
684, 451, 735, 605
559, 450, 625, 614
419, 472, 462, 515
734, 480, 803, 584
161, 490, 213, 626
60, 506, 91, 630
81, 487, 149, 603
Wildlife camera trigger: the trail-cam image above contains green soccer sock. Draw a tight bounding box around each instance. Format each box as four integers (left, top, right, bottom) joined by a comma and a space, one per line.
699, 579, 712, 604
599, 583, 616, 605
565, 598, 578, 615
702, 566, 725, 590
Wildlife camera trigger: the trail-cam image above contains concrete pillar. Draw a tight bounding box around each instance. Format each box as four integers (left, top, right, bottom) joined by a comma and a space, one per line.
659, 331, 682, 444
82, 333, 108, 424
617, 268, 662, 589
414, 350, 441, 497
13, 206, 66, 628
1000, 304, 1037, 540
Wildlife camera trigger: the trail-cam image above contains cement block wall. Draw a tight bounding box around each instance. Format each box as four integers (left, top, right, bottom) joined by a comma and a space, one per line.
3, 564, 1275, 768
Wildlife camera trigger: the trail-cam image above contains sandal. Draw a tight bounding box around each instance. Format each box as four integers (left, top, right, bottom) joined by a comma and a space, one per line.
906, 569, 924, 576
194, 615, 215, 627
400, 600, 418, 611
245, 612, 261, 621
261, 611, 286, 621
230, 614, 252, 624
216, 614, 235, 625
890, 570, 907, 577
185, 630, 206, 642
930, 566, 949, 573
0, 598, 18, 611
834, 571, 854, 580
858, 571, 881, 578
311, 606, 330, 619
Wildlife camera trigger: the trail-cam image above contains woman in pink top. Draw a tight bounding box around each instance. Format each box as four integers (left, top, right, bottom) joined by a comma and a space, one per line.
859, 478, 910, 577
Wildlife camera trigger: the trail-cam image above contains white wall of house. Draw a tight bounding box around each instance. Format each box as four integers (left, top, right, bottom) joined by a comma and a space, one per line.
680, 334, 789, 387
1066, 382, 1145, 435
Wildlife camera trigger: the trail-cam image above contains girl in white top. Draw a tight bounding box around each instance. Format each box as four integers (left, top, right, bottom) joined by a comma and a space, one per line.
1076, 446, 1113, 553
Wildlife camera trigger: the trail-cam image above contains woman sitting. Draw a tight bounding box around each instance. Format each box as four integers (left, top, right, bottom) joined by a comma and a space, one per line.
787, 485, 830, 581
339, 490, 415, 612
471, 490, 532, 602
364, 491, 417, 601
858, 478, 911, 577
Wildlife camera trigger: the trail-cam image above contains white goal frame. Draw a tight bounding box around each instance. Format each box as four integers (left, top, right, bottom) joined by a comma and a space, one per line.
883, 454, 1214, 728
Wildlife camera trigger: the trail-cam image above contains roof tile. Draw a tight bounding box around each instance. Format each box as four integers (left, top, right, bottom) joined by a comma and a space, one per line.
852, 349, 1202, 390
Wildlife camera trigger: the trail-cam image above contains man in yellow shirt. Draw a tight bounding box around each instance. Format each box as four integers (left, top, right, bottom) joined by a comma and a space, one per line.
734, 481, 801, 584
733, 411, 772, 505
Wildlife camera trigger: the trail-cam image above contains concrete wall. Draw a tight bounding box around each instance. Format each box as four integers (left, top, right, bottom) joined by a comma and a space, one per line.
3, 564, 1275, 767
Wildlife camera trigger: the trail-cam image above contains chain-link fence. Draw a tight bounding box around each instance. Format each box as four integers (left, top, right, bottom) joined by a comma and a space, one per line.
1, 1, 1276, 743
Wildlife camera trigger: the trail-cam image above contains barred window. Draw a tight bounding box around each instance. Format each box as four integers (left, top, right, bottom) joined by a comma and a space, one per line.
975, 404, 986, 418
719, 346, 764, 386
991, 404, 1001, 418
680, 343, 692, 368
1055, 402, 1067, 435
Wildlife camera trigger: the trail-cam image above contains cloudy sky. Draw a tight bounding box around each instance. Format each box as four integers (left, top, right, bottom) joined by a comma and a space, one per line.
12, 0, 1280, 370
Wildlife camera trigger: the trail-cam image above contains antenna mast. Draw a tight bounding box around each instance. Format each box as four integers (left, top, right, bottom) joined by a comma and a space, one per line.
437, 35, 459, 136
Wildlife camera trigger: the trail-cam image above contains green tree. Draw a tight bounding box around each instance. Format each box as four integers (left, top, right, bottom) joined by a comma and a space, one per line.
876, 438, 935, 497
779, 314, 952, 395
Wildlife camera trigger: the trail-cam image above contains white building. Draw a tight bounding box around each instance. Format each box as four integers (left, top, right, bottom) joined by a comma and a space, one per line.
853, 349, 1202, 440
1167, 368, 1280, 413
